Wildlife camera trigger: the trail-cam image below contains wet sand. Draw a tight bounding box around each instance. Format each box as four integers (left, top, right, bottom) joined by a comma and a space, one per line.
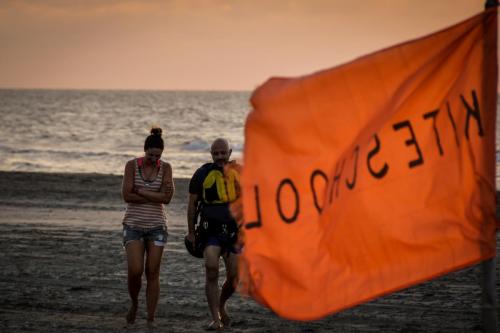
0, 171, 498, 332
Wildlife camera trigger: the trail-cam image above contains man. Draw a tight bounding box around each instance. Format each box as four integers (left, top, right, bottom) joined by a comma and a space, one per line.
187, 138, 240, 331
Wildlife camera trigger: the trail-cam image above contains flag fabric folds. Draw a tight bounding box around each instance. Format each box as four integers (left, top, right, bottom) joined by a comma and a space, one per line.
239, 8, 498, 320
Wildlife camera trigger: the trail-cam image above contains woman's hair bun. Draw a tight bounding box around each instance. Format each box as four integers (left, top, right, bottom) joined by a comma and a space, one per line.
144, 126, 164, 150
150, 127, 162, 137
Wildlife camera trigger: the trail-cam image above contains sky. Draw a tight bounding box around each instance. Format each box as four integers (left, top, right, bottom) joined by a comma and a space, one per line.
0, 0, 491, 91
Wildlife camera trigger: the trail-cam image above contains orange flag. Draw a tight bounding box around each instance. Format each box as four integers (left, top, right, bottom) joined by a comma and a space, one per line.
239, 8, 498, 320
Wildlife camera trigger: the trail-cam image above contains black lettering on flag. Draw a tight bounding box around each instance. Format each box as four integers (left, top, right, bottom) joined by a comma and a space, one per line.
310, 169, 328, 213
245, 185, 263, 229
393, 120, 424, 168
446, 102, 460, 147
367, 134, 389, 179
276, 179, 299, 224
346, 145, 360, 190
461, 90, 484, 139
423, 109, 443, 156
329, 159, 345, 203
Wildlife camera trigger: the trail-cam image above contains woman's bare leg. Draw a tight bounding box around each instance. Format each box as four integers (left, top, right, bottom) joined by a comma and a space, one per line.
145, 241, 164, 323
126, 240, 145, 324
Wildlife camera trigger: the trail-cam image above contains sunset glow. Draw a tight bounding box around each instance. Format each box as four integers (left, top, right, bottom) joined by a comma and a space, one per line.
0, 0, 487, 90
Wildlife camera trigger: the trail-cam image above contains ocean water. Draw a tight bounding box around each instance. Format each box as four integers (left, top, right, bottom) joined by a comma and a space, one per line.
0, 89, 499, 186
0, 89, 250, 178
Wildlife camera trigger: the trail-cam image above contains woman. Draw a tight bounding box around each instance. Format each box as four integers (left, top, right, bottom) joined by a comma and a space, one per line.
121, 127, 174, 328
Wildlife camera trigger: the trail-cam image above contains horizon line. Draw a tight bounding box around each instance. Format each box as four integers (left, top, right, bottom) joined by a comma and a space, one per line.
0, 86, 253, 93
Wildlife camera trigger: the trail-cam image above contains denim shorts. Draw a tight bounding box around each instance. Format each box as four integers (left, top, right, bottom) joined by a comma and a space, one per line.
122, 225, 168, 248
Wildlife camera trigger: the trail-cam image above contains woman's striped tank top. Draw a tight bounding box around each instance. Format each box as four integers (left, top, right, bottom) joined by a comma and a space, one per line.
122, 158, 167, 229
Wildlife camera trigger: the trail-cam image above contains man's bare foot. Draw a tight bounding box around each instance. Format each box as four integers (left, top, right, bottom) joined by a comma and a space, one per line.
220, 306, 231, 327
126, 304, 137, 325
205, 320, 224, 331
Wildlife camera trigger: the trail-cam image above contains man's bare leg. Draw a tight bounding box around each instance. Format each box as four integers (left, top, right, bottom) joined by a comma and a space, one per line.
219, 252, 238, 326
480, 258, 498, 333
204, 245, 224, 329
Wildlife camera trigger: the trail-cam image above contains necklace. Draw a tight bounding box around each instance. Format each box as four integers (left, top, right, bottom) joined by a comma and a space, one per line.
141, 163, 158, 182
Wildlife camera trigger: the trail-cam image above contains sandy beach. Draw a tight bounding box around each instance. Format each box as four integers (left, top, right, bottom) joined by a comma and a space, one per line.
0, 171, 498, 332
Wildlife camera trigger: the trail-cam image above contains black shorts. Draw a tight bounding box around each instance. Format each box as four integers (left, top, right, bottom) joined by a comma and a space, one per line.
198, 205, 239, 254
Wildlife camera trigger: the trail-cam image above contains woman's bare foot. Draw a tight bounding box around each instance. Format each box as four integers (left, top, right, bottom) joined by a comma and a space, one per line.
126, 303, 138, 325
147, 320, 157, 331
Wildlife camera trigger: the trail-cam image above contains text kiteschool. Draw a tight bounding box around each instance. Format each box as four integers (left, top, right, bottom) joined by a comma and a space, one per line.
245, 89, 485, 229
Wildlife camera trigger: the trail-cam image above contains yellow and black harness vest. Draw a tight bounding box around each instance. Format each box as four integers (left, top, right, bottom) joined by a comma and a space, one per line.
200, 163, 240, 205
